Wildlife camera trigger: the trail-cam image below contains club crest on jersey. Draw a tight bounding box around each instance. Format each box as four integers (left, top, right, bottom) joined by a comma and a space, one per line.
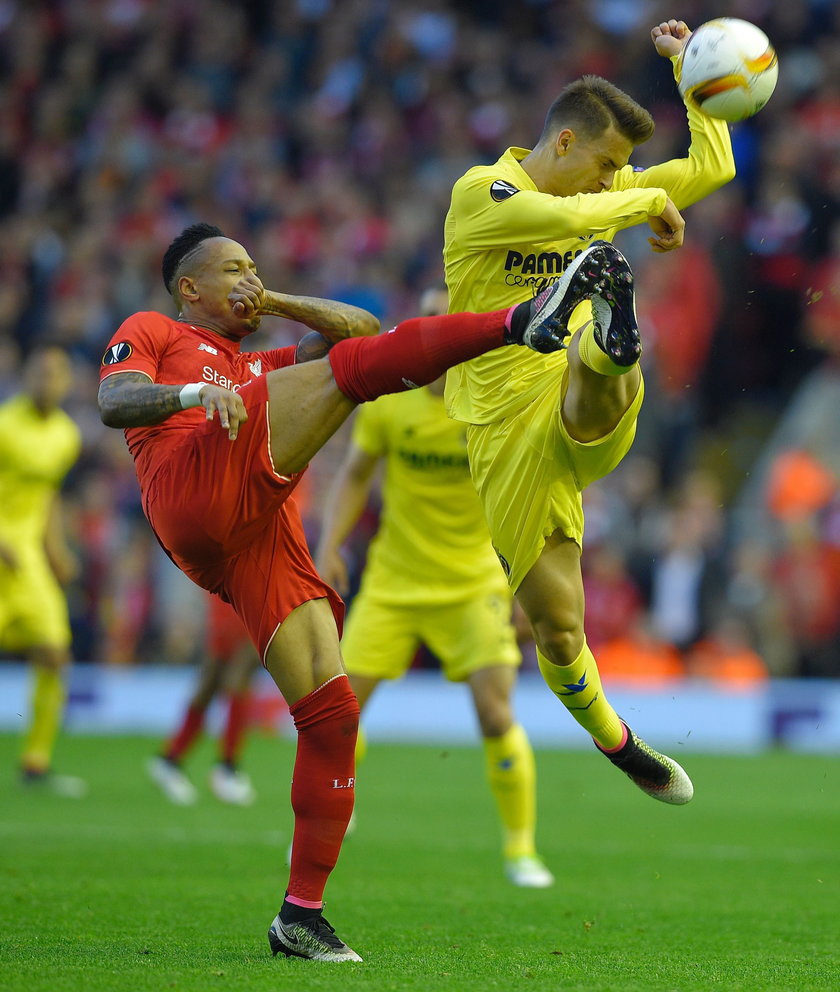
490, 179, 519, 202
102, 342, 132, 365
248, 358, 262, 377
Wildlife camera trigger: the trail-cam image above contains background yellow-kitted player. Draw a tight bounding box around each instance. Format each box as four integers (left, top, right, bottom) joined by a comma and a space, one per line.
317, 288, 554, 889
0, 345, 85, 797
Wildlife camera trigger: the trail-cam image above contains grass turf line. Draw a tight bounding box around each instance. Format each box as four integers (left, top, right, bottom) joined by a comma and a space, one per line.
0, 733, 838, 991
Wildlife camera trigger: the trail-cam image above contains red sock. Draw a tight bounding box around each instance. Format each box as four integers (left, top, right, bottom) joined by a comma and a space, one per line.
328, 310, 508, 403
220, 691, 250, 765
164, 705, 205, 761
286, 675, 359, 908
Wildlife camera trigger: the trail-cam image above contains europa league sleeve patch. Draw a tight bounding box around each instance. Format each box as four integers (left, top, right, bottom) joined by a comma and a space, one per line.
102, 342, 133, 366
490, 179, 519, 202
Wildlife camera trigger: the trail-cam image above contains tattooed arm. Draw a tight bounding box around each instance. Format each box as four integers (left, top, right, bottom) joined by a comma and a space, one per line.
99, 372, 248, 440
99, 372, 182, 427
259, 292, 380, 342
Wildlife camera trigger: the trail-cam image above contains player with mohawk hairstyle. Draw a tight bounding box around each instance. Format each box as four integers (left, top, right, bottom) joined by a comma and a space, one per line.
98, 222, 630, 962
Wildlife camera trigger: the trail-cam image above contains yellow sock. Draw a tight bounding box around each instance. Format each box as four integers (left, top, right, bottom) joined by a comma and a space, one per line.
538, 642, 624, 749
578, 318, 638, 376
21, 666, 66, 772
483, 723, 537, 859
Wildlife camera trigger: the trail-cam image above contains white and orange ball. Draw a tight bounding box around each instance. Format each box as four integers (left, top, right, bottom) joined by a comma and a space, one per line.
678, 18, 778, 122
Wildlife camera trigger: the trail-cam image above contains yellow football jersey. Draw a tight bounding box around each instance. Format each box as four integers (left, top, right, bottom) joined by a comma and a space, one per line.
444, 66, 734, 425
350, 388, 506, 603
0, 395, 81, 551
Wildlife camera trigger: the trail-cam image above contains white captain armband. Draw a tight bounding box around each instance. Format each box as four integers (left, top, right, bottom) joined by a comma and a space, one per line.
179, 382, 206, 409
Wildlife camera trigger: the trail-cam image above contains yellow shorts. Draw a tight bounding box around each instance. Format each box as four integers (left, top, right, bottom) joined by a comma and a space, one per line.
341, 580, 521, 683
466, 372, 644, 591
0, 551, 72, 652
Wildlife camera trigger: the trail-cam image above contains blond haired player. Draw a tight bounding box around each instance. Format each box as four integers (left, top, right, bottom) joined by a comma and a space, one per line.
444, 20, 736, 800
317, 288, 553, 889
0, 345, 85, 797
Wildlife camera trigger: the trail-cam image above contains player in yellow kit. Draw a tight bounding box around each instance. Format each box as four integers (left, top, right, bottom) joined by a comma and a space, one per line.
317, 288, 553, 889
0, 345, 85, 796
444, 20, 736, 801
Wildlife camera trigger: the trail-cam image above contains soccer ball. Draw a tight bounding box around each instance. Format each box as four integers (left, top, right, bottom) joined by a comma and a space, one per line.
678, 18, 778, 122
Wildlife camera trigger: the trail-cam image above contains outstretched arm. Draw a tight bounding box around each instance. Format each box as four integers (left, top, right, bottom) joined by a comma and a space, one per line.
98, 371, 248, 440
616, 19, 736, 212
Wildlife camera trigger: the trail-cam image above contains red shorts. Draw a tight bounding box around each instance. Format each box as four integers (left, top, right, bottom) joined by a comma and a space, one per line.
206, 594, 251, 660
143, 376, 344, 660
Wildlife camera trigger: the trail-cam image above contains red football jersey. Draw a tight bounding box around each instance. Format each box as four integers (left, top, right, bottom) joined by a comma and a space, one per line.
100, 311, 296, 489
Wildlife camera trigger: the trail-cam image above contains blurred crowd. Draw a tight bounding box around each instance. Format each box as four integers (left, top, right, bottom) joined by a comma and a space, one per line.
2, 0, 840, 680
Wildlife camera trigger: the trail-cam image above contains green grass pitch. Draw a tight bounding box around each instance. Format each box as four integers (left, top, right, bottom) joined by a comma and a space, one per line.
1, 732, 837, 992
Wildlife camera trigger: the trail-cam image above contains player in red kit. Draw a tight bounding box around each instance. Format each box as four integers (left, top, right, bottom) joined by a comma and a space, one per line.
98, 222, 634, 962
